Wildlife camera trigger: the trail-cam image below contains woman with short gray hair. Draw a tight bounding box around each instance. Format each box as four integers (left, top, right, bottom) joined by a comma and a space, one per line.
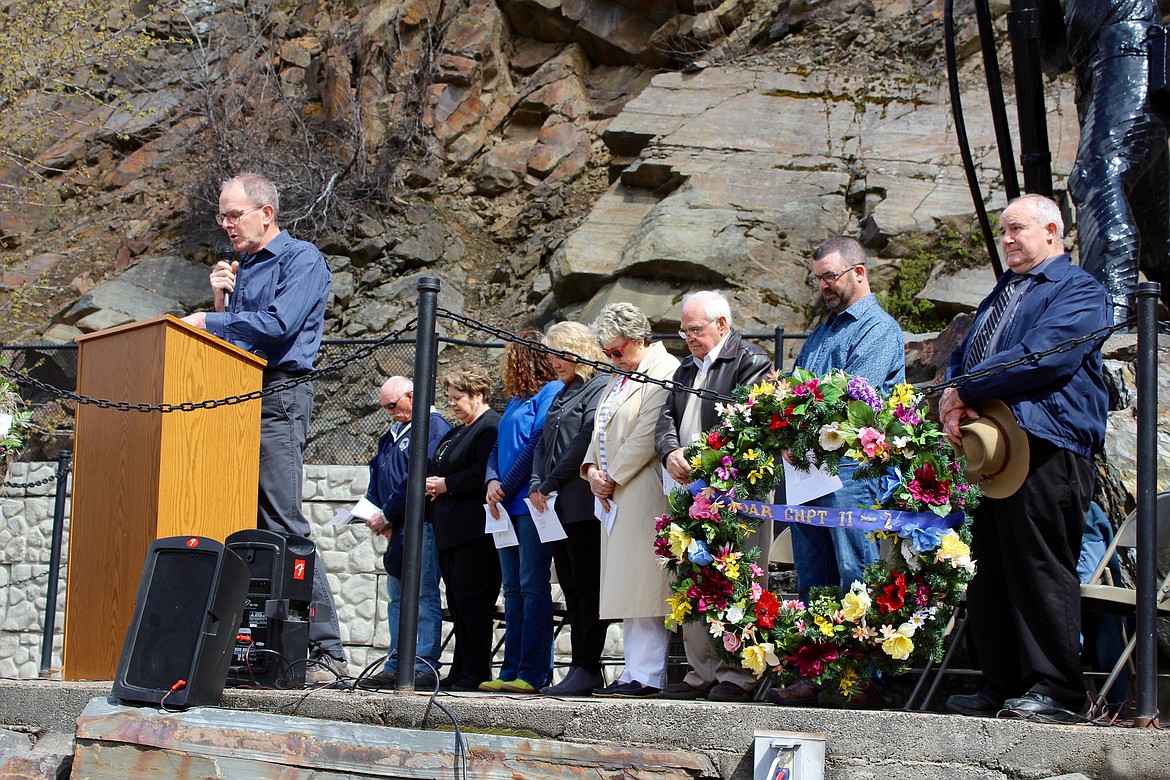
580, 303, 680, 698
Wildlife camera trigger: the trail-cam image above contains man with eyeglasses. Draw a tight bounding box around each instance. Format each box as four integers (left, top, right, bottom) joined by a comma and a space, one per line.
181, 172, 344, 684
655, 290, 772, 702
358, 376, 451, 690
767, 235, 904, 708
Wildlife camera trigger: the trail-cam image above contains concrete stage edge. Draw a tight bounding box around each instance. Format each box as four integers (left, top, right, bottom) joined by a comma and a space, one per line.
0, 679, 1167, 779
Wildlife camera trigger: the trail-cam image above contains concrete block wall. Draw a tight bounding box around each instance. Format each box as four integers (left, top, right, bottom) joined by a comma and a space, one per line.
1, 462, 621, 681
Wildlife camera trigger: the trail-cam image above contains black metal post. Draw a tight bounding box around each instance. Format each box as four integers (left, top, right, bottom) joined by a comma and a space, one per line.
974, 0, 1021, 202
1133, 281, 1160, 725
395, 277, 441, 691
39, 449, 71, 676
773, 326, 785, 372
1007, 0, 1054, 196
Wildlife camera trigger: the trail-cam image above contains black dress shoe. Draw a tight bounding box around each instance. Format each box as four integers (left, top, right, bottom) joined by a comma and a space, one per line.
357, 670, 396, 691
946, 688, 1002, 717
1001, 691, 1083, 724
593, 680, 659, 698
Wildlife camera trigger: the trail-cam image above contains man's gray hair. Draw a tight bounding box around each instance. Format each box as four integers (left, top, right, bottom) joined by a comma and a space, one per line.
590, 302, 653, 346
222, 172, 280, 218
812, 236, 868, 268
1008, 193, 1065, 240
682, 290, 734, 329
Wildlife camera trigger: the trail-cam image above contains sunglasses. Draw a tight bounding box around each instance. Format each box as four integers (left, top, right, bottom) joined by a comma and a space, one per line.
601, 338, 633, 359
381, 393, 407, 411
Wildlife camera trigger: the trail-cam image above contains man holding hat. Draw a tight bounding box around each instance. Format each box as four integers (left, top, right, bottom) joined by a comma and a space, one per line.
939, 193, 1110, 722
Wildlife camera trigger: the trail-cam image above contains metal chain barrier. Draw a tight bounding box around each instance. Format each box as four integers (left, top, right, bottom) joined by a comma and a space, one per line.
439, 308, 1157, 404
0, 310, 1162, 418
0, 318, 419, 413
924, 318, 1138, 396
2, 473, 56, 489
3, 566, 64, 590
436, 307, 739, 404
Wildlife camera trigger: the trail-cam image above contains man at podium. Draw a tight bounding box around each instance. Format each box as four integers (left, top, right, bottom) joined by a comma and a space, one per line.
182, 172, 346, 684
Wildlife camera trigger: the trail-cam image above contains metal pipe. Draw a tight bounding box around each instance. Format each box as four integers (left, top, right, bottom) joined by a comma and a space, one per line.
1007, 0, 1055, 195
1133, 280, 1159, 725
945, 0, 1005, 277
39, 448, 71, 677
395, 277, 441, 691
974, 0, 1021, 200
773, 326, 785, 372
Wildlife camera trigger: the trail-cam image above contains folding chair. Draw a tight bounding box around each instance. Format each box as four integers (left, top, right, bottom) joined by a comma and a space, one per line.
1079, 491, 1170, 712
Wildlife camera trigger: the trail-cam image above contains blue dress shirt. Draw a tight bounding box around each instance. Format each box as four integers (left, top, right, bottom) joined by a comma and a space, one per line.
204, 230, 331, 373
795, 293, 906, 392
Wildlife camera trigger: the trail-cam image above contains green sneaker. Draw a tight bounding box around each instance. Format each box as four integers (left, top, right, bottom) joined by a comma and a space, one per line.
478, 678, 509, 692
499, 679, 537, 694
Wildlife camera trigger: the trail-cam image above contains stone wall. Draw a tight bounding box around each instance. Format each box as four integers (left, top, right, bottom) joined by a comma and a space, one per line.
1, 462, 601, 680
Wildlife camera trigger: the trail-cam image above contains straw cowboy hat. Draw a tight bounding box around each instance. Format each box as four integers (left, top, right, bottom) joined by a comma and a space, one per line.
959, 399, 1029, 499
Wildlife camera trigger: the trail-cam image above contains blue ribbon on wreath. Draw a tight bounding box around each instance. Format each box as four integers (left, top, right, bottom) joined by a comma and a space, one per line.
686, 480, 964, 535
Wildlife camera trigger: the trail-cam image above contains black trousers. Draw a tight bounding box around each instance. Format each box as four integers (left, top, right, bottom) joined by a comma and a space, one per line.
438, 535, 502, 686
966, 435, 1095, 708
258, 378, 343, 660
551, 520, 608, 675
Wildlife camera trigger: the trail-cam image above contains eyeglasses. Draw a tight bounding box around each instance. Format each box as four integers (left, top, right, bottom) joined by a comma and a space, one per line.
601, 338, 633, 359
381, 393, 407, 411
677, 321, 711, 339
811, 264, 861, 286
215, 206, 262, 226
447, 392, 468, 405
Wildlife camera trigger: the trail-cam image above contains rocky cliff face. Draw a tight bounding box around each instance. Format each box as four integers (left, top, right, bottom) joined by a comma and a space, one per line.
0, 0, 1058, 346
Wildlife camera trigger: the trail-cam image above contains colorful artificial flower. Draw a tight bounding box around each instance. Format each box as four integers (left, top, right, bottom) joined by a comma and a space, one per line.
819, 421, 846, 451
880, 623, 915, 660
840, 583, 872, 622
907, 462, 951, 506
742, 642, 780, 676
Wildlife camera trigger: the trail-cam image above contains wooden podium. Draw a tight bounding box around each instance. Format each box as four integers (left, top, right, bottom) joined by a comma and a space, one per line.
62, 315, 266, 680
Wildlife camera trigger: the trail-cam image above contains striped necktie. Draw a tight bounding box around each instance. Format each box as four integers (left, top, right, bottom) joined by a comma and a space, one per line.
964, 274, 1026, 371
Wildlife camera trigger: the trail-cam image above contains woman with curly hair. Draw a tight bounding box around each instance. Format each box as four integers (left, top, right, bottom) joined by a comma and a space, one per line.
479, 330, 563, 693
529, 321, 611, 695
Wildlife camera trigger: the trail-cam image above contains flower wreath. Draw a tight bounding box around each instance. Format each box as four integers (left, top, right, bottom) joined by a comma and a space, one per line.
654, 367, 981, 701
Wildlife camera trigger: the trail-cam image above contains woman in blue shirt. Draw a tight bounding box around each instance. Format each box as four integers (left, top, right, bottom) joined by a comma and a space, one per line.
480, 330, 563, 692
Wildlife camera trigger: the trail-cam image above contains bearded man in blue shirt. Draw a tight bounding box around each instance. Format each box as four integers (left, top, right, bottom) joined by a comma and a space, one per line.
768, 236, 905, 708
182, 172, 343, 684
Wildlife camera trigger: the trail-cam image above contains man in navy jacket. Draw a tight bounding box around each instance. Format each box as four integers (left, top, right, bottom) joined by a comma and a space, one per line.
360, 376, 451, 689
940, 194, 1109, 722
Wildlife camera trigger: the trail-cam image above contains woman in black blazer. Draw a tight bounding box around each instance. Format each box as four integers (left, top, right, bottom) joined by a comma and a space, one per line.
425, 362, 501, 691
528, 322, 610, 695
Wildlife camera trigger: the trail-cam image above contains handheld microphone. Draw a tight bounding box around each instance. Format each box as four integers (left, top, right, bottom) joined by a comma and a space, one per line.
219, 245, 234, 309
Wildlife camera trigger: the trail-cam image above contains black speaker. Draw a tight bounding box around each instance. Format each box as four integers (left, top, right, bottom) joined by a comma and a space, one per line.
225, 529, 314, 688
111, 536, 249, 708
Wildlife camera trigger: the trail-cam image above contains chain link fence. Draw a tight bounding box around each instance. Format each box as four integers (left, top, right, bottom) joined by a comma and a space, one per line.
2, 331, 805, 467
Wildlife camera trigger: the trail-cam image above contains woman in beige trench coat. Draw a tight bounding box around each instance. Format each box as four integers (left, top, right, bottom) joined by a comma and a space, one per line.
581, 302, 680, 698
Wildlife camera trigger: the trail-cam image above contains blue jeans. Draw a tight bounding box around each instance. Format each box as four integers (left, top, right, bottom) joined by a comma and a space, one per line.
497, 513, 554, 688
384, 522, 443, 676
790, 461, 881, 603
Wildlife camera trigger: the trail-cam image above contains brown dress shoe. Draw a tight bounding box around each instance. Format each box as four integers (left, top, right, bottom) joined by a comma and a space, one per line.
659, 680, 711, 700
708, 680, 752, 702
824, 681, 882, 709
764, 678, 822, 706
